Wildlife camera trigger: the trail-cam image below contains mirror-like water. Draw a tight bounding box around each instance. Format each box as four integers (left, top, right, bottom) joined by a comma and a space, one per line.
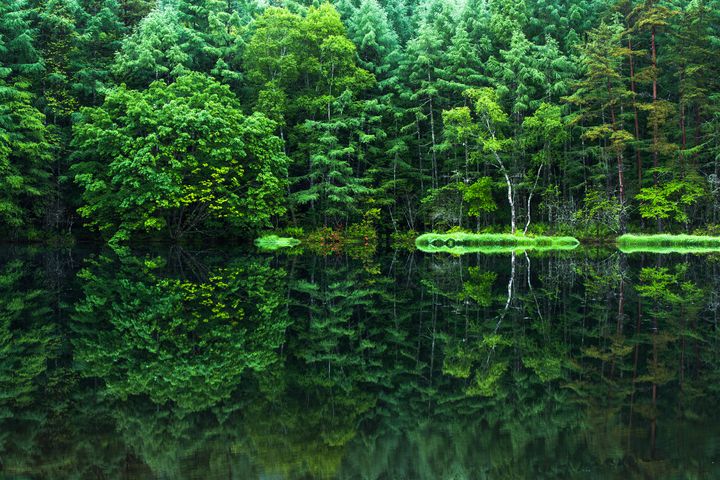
1, 246, 720, 479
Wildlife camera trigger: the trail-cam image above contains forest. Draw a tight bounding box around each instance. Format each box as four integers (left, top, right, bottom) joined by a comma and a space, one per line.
2, 0, 720, 246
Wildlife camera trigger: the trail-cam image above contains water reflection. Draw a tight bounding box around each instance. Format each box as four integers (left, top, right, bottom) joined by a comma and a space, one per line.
1, 247, 720, 479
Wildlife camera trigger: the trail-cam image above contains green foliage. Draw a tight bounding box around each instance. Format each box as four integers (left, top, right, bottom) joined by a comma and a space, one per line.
5, 0, 720, 241
346, 208, 380, 245
113, 0, 246, 89
420, 182, 465, 229
462, 177, 497, 218
636, 175, 705, 226
0, 85, 52, 235
304, 226, 346, 255
574, 188, 622, 235
73, 251, 290, 412
0, 0, 52, 236
390, 229, 418, 250
71, 72, 289, 243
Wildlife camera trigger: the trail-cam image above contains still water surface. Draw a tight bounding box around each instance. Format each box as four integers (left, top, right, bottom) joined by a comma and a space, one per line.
1, 245, 720, 479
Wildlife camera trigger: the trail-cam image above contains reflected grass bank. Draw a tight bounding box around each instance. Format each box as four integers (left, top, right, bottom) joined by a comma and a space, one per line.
415, 233, 580, 255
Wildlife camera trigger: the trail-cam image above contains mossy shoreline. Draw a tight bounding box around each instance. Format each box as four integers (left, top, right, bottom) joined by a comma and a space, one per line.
617, 234, 720, 254
415, 233, 580, 255
254, 235, 301, 251
253, 231, 720, 255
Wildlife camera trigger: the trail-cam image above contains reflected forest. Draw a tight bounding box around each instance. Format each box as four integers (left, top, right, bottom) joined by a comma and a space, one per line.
2, 247, 720, 478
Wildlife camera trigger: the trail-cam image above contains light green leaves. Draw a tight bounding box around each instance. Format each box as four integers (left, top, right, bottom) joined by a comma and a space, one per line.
72, 72, 289, 243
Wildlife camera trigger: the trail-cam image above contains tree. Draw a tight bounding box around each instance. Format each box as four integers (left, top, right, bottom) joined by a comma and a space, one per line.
244, 7, 303, 92
487, 31, 545, 118
458, 88, 517, 233
636, 173, 705, 230
0, 86, 52, 235
440, 20, 487, 103
462, 177, 497, 222
71, 72, 289, 244
113, 0, 246, 90
420, 182, 465, 229
293, 92, 373, 226
574, 188, 622, 236
71, 0, 127, 105
631, 0, 679, 184
521, 102, 568, 233
346, 0, 399, 76
0, 0, 52, 236
566, 20, 634, 209
401, 14, 444, 191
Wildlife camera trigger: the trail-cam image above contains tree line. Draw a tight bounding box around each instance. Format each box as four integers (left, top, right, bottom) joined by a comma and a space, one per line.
3, 0, 720, 243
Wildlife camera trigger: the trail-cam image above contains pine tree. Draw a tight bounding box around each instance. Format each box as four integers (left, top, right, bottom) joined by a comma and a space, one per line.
566, 20, 634, 209
486, 31, 545, 119
118, 0, 153, 27
71, 0, 127, 105
668, 0, 719, 171
31, 0, 80, 124
377, 0, 412, 44
346, 0, 399, 76
439, 20, 487, 102
292, 93, 372, 226
0, 0, 52, 235
630, 0, 679, 184
461, 0, 492, 57
114, 0, 246, 90
401, 16, 443, 191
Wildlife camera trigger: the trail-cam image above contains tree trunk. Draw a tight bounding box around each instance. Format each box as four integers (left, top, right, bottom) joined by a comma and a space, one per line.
503, 169, 516, 235
523, 163, 543, 235
628, 34, 642, 188
651, 25, 659, 186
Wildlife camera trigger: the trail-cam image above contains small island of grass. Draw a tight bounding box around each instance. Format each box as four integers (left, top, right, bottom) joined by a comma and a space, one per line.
415, 233, 580, 255
254, 235, 301, 251
617, 234, 720, 254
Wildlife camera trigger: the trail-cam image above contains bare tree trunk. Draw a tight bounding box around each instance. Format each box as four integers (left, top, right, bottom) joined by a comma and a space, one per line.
524, 163, 543, 235
503, 168, 516, 235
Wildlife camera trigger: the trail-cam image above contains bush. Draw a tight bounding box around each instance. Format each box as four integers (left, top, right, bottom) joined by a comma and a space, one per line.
391, 230, 418, 250
305, 227, 345, 255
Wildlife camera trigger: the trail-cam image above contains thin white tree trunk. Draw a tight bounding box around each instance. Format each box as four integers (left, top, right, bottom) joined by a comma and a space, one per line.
524, 163, 543, 235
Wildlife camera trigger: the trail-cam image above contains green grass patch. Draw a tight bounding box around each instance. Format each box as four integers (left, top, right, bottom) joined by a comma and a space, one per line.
617, 234, 720, 254
254, 235, 301, 251
415, 233, 580, 255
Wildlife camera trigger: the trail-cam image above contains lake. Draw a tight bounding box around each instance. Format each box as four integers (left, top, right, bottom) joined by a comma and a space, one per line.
1, 245, 719, 479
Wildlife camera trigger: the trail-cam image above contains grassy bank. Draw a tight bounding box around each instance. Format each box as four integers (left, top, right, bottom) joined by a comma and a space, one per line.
416, 233, 580, 255
617, 234, 720, 254
254, 235, 301, 251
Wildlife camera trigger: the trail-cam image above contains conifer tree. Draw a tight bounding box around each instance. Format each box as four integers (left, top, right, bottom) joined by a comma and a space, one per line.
630, 0, 678, 184
72, 0, 127, 105
566, 21, 633, 208
0, 0, 52, 235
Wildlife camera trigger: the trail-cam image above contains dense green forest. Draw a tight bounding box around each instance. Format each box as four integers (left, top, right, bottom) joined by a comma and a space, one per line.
3, 0, 720, 244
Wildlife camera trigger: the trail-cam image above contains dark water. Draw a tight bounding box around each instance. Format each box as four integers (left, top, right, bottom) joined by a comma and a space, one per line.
1, 245, 720, 479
